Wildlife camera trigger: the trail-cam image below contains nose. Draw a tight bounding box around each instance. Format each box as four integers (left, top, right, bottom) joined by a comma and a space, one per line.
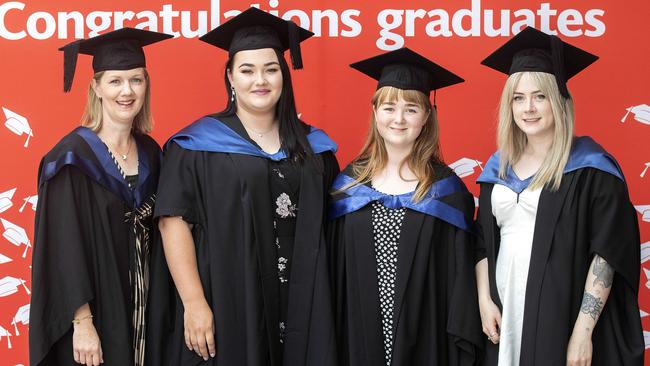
254, 71, 267, 85
120, 81, 135, 95
393, 110, 406, 124
526, 96, 536, 112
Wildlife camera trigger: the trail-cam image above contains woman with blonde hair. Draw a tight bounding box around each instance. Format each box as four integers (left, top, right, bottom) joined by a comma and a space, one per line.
475, 27, 643, 366
329, 48, 482, 366
30, 28, 171, 366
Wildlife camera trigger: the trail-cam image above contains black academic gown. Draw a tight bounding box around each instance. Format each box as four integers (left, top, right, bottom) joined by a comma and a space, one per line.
329, 164, 483, 366
146, 115, 339, 366
476, 161, 644, 365
29, 127, 161, 366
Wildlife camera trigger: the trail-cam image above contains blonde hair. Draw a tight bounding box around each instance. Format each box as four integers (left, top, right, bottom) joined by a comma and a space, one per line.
350, 86, 443, 202
497, 71, 574, 191
80, 69, 153, 134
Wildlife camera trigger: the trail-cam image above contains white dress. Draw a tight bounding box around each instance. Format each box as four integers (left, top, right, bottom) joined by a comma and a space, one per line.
491, 184, 542, 366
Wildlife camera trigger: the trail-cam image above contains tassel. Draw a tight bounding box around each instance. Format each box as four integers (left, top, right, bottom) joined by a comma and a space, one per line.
550, 35, 569, 99
62, 40, 82, 92
287, 21, 303, 70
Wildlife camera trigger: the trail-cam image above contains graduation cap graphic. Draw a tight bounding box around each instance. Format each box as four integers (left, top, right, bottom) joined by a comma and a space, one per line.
0, 253, 12, 264
19, 195, 37, 213
0, 188, 16, 213
642, 241, 650, 264
0, 276, 30, 297
0, 325, 12, 349
644, 268, 650, 290
645, 331, 650, 350
11, 304, 29, 336
448, 158, 483, 178
2, 107, 33, 147
621, 104, 650, 125
641, 162, 650, 178
641, 309, 649, 318
1, 218, 31, 258
634, 205, 650, 223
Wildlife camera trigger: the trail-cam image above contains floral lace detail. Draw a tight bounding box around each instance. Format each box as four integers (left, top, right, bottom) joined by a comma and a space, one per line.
275, 193, 297, 218
278, 256, 288, 283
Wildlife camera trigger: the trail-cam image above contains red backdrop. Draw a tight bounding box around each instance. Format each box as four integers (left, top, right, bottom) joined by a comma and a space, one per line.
0, 0, 648, 364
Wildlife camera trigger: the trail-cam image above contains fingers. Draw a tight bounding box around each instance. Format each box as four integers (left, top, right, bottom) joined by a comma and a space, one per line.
206, 326, 216, 358
74, 350, 81, 364
185, 329, 192, 351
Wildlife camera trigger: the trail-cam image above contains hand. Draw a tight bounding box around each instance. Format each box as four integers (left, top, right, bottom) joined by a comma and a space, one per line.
184, 300, 216, 361
566, 329, 592, 366
73, 319, 103, 365
478, 297, 502, 344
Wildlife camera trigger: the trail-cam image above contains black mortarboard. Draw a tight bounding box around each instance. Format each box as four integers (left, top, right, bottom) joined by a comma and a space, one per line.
349, 47, 464, 98
481, 26, 598, 98
199, 7, 313, 70
59, 27, 173, 92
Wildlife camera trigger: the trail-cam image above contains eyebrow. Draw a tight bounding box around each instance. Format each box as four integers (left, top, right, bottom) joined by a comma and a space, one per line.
238, 61, 280, 68
513, 90, 543, 94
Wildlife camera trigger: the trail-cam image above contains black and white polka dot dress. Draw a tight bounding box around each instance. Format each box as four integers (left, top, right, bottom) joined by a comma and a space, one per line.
371, 201, 406, 366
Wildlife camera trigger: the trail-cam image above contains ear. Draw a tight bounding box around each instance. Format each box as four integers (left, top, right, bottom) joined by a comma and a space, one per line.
227, 68, 234, 87
91, 78, 102, 99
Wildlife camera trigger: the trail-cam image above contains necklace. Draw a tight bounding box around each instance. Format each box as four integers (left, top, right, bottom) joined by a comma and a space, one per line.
241, 120, 276, 138
106, 136, 132, 161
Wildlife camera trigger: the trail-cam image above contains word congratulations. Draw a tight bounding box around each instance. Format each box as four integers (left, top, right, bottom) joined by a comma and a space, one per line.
0, 0, 605, 50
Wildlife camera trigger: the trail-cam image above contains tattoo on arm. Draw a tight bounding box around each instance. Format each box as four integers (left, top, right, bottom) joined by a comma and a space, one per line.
592, 256, 614, 288
580, 292, 604, 320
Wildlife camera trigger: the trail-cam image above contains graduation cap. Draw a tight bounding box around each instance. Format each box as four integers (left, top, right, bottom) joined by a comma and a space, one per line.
635, 205, 650, 222
621, 104, 650, 125
0, 253, 12, 264
0, 276, 30, 297
481, 26, 598, 99
59, 27, 173, 92
199, 7, 313, 70
0, 325, 12, 349
0, 188, 16, 213
350, 47, 464, 99
2, 107, 33, 148
19, 195, 37, 213
642, 241, 650, 264
0, 218, 31, 258
448, 157, 483, 178
11, 304, 29, 336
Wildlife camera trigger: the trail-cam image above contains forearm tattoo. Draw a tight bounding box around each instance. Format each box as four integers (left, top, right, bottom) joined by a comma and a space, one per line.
580, 292, 604, 320
592, 256, 614, 288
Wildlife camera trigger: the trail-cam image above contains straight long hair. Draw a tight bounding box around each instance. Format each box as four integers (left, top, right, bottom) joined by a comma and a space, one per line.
497, 71, 575, 191
214, 49, 311, 161
350, 86, 443, 202
80, 69, 153, 134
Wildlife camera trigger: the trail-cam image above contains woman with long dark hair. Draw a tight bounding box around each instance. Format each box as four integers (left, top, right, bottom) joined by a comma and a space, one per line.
146, 8, 339, 366
328, 48, 482, 366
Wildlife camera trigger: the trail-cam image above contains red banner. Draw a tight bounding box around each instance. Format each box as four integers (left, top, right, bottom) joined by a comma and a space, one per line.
0, 0, 648, 364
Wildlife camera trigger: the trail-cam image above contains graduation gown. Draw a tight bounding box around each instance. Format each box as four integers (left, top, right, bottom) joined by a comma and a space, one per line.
29, 127, 161, 366
146, 114, 339, 366
475, 136, 644, 366
329, 164, 483, 366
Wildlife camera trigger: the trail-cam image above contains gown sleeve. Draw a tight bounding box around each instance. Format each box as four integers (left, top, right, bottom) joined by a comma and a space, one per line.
154, 142, 199, 223
584, 169, 644, 364
444, 189, 484, 366
29, 166, 96, 365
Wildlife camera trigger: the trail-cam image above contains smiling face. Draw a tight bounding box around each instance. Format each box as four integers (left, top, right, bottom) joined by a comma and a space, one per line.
92, 67, 147, 126
511, 72, 555, 141
374, 95, 429, 150
228, 48, 283, 115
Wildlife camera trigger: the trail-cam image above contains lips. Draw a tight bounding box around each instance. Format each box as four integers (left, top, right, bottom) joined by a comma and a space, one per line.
251, 89, 270, 96
116, 100, 135, 108
522, 117, 541, 122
